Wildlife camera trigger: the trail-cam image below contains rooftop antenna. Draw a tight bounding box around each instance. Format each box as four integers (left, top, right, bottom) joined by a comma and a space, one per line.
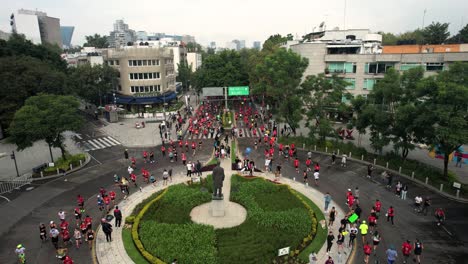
421, 9, 427, 29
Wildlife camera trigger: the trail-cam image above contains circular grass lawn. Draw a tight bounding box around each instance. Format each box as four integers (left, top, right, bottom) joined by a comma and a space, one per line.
136, 175, 320, 264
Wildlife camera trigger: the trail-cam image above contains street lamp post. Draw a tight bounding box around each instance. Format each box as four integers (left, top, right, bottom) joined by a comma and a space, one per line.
10, 151, 19, 177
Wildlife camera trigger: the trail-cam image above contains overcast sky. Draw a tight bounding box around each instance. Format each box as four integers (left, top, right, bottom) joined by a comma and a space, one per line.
1, 0, 467, 47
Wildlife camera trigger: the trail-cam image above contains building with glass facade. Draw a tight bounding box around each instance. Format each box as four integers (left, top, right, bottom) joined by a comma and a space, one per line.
60, 26, 74, 49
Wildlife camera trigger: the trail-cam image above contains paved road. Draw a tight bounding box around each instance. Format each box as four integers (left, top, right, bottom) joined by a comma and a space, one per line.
237, 138, 468, 264
0, 138, 214, 263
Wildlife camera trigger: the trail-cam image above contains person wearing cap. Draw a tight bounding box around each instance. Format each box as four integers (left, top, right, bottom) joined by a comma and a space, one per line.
359, 220, 369, 244
386, 244, 398, 264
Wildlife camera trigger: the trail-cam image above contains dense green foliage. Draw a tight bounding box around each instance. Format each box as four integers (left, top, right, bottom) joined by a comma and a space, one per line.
122, 228, 150, 264
8, 94, 84, 159
176, 60, 193, 91
83, 34, 109, 48
136, 175, 318, 263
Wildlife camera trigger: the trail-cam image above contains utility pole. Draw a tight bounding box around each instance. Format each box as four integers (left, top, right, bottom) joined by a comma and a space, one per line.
225, 87, 228, 110
11, 151, 19, 177
422, 9, 427, 29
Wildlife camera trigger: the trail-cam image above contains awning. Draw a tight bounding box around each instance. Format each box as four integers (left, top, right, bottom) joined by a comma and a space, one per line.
115, 91, 177, 105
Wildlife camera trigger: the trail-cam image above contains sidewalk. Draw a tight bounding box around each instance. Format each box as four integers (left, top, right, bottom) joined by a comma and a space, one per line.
0, 132, 81, 180
278, 119, 468, 184
96, 157, 349, 264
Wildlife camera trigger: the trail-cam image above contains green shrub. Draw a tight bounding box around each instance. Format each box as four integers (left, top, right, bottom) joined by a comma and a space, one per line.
132, 190, 164, 215
139, 222, 218, 264
125, 216, 135, 224
43, 153, 86, 173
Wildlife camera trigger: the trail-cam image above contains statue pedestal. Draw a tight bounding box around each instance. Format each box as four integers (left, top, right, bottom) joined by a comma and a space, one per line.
209, 199, 225, 217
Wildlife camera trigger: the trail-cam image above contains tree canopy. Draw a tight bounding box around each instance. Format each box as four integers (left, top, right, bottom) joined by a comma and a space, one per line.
422, 22, 450, 44
8, 94, 84, 160
176, 60, 193, 91
83, 34, 109, 48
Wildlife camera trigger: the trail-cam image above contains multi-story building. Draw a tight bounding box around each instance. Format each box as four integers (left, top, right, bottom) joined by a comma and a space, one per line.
10, 9, 62, 47
0, 30, 11, 41
181, 34, 195, 44
288, 29, 468, 102
187, 52, 202, 72
253, 41, 261, 50
64, 47, 104, 67
102, 43, 177, 108
60, 26, 74, 49
108, 19, 136, 48
136, 31, 148, 41
209, 41, 216, 50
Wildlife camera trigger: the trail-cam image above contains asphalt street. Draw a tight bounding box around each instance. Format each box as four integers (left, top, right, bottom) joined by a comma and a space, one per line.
237, 138, 468, 264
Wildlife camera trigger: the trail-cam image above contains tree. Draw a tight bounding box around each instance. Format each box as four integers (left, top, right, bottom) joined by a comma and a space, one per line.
397, 29, 425, 45
447, 23, 468, 44
83, 34, 109, 48
351, 95, 368, 146
192, 50, 249, 93
251, 48, 308, 130
67, 64, 119, 105
8, 94, 84, 161
416, 62, 468, 178
0, 56, 67, 132
186, 42, 202, 52
177, 60, 193, 91
300, 74, 350, 142
379, 32, 398, 45
422, 22, 450, 44
262, 34, 293, 53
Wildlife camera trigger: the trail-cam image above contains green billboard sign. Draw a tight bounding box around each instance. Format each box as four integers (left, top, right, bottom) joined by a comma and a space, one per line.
228, 86, 249, 96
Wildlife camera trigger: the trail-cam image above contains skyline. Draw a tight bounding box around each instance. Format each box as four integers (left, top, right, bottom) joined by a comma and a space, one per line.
1, 0, 467, 47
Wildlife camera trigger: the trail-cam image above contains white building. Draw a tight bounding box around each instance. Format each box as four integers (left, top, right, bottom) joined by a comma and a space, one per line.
64, 47, 104, 67
187, 52, 202, 72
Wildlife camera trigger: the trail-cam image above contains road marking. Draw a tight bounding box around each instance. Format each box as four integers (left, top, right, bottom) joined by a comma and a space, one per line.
0, 195, 11, 202
90, 139, 106, 149
88, 152, 102, 165
101, 137, 118, 146
97, 138, 113, 147
106, 136, 121, 145
442, 225, 453, 236
75, 134, 83, 140
86, 140, 100, 150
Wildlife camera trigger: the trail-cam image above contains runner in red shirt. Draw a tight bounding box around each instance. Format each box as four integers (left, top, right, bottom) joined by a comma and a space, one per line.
347, 195, 354, 209
161, 145, 166, 157
185, 141, 189, 152
181, 152, 187, 165
131, 157, 136, 168
178, 140, 183, 148
368, 214, 377, 232
77, 195, 84, 209
363, 242, 372, 264
192, 141, 196, 154
294, 158, 300, 173
375, 199, 382, 216
61, 255, 74, 264
142, 151, 148, 163
61, 229, 71, 246
130, 173, 137, 187
109, 190, 116, 205
288, 148, 294, 160
305, 158, 312, 172
314, 163, 320, 172
84, 215, 93, 230
60, 220, 69, 231
279, 144, 283, 155
401, 240, 412, 263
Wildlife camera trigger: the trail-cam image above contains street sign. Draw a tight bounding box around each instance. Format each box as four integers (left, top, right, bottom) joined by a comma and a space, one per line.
278, 246, 290, 256
228, 86, 249, 96
453, 182, 461, 189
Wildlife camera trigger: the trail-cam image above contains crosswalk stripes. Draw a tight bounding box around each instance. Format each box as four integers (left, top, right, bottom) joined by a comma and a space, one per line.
80, 136, 122, 151
184, 128, 263, 140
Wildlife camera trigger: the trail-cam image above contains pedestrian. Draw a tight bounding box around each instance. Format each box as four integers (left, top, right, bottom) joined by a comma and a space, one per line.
169, 168, 173, 182
401, 240, 412, 264
387, 206, 395, 225
359, 220, 369, 244
372, 230, 381, 254
326, 231, 335, 253
74, 227, 82, 249
294, 158, 300, 173
341, 154, 347, 167
349, 224, 358, 247
309, 252, 318, 264
328, 207, 337, 226
163, 169, 169, 186
363, 241, 372, 264
375, 199, 382, 217
101, 218, 113, 242
324, 192, 332, 212
395, 181, 402, 196
149, 151, 155, 163
113, 206, 122, 228
325, 256, 335, 264
302, 170, 308, 185
161, 145, 166, 157
187, 161, 193, 177
313, 171, 319, 186
401, 184, 408, 200
413, 239, 423, 264
367, 164, 373, 178
354, 187, 360, 204
97, 195, 104, 211
368, 213, 377, 233
196, 160, 202, 176
386, 172, 393, 189
455, 151, 463, 168
50, 226, 60, 249
61, 228, 71, 246
124, 149, 129, 159
143, 150, 148, 163
77, 194, 84, 209
386, 244, 398, 264
421, 197, 431, 215
86, 229, 95, 249
58, 209, 66, 222
336, 232, 345, 254
39, 223, 47, 242
332, 152, 336, 164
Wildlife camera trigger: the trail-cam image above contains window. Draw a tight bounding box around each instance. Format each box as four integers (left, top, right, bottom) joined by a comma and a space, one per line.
426, 63, 444, 71
363, 79, 376, 90
400, 63, 422, 71
365, 62, 394, 74
144, 73, 148, 79
128, 60, 132, 66
155, 72, 160, 78
343, 78, 355, 90
138, 73, 143, 79
151, 60, 156, 65
115, 60, 119, 66
148, 72, 153, 79
129, 73, 133, 80
142, 60, 147, 66
327, 62, 356, 73
108, 60, 114, 66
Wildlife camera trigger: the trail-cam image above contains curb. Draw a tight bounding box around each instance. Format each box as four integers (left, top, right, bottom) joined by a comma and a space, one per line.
31, 153, 92, 182
303, 148, 468, 203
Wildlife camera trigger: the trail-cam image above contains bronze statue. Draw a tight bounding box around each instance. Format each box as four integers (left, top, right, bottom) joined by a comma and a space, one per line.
212, 160, 225, 199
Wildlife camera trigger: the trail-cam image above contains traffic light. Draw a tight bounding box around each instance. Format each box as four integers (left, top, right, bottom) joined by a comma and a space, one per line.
10, 152, 15, 160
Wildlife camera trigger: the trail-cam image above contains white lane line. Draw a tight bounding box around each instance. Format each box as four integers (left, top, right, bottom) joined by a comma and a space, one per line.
106, 136, 121, 145
101, 137, 118, 146
75, 134, 83, 140
90, 139, 106, 149
97, 138, 112, 147
86, 140, 101, 150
